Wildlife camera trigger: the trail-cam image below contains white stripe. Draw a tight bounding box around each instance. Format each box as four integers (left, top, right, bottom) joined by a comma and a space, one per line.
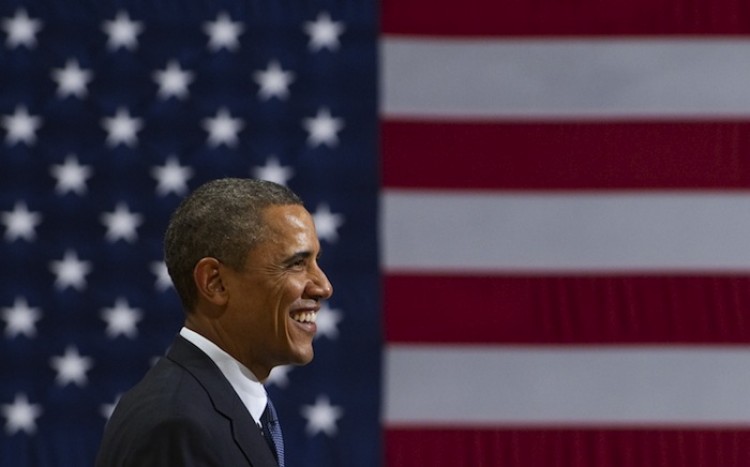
381, 38, 750, 119
384, 345, 750, 426
382, 191, 750, 272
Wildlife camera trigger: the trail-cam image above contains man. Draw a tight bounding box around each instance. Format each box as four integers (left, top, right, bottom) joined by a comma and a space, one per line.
96, 178, 333, 467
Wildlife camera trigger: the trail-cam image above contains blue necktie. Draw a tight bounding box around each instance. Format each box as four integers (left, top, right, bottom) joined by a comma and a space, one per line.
261, 399, 285, 467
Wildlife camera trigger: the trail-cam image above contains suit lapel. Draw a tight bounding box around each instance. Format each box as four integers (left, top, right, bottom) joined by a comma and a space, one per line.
166, 336, 278, 467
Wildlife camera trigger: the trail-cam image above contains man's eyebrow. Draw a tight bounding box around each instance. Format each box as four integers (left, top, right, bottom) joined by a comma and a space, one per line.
282, 249, 323, 265
282, 251, 313, 264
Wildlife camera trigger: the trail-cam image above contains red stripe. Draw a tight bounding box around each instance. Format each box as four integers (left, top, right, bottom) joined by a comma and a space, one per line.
384, 274, 750, 344
386, 428, 750, 467
381, 0, 750, 36
382, 120, 750, 190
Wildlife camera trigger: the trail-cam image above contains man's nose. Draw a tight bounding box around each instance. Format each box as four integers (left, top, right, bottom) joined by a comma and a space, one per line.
308, 265, 333, 300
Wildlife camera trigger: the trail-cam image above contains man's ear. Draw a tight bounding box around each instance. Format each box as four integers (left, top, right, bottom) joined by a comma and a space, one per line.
193, 257, 229, 306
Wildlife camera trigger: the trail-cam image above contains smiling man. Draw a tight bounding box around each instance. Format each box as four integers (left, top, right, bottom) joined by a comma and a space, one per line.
96, 178, 333, 467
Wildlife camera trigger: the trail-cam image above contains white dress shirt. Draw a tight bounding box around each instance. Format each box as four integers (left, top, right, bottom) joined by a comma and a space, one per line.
179, 327, 267, 424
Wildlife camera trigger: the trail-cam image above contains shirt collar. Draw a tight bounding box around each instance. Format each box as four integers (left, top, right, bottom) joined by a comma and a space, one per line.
179, 326, 267, 423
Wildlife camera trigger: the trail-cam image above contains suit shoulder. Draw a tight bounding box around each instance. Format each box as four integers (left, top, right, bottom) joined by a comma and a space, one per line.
96, 358, 224, 466
114, 356, 213, 420
96, 407, 222, 466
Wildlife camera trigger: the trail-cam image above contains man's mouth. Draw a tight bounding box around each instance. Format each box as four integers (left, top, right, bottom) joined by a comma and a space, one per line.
291, 310, 317, 324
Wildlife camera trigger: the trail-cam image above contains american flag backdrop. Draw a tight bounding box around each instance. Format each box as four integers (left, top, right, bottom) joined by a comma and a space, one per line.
381, 0, 750, 466
0, 1, 379, 466
6, 0, 750, 466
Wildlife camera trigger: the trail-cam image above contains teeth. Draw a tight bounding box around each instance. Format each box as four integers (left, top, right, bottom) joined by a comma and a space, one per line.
292, 311, 317, 324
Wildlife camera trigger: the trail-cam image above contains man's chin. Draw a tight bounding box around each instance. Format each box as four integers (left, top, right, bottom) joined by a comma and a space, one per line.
289, 346, 314, 366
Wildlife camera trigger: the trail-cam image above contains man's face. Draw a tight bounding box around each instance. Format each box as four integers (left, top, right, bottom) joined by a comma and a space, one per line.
219, 204, 333, 378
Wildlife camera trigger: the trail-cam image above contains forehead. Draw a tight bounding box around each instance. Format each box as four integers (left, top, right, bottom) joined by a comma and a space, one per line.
262, 204, 313, 231
259, 204, 318, 248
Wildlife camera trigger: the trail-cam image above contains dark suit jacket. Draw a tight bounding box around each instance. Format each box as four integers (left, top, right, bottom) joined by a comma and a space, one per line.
95, 335, 279, 467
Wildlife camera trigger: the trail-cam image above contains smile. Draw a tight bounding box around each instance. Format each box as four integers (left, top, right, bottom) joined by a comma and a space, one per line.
291, 311, 317, 324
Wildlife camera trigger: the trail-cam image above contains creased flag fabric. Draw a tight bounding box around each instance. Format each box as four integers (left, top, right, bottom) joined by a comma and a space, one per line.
0, 2, 379, 467
381, 0, 750, 466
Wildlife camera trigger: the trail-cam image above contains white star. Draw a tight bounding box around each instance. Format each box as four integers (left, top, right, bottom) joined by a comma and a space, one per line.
303, 108, 344, 148
252, 156, 294, 186
312, 204, 344, 243
50, 346, 94, 387
2, 106, 42, 146
102, 107, 142, 147
101, 203, 143, 243
151, 261, 173, 291
266, 365, 292, 389
100, 394, 121, 420
203, 12, 244, 51
300, 395, 343, 437
101, 298, 142, 338
203, 108, 244, 147
102, 11, 143, 51
1, 202, 42, 242
315, 302, 342, 340
303, 12, 345, 52
153, 60, 194, 100
1, 393, 42, 435
49, 250, 92, 291
2, 297, 42, 338
51, 59, 92, 98
50, 155, 93, 195
151, 156, 193, 196
253, 60, 295, 101
1, 9, 42, 49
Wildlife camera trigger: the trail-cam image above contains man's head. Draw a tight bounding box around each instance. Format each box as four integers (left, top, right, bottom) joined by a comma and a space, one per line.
164, 178, 333, 379
165, 178, 302, 311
